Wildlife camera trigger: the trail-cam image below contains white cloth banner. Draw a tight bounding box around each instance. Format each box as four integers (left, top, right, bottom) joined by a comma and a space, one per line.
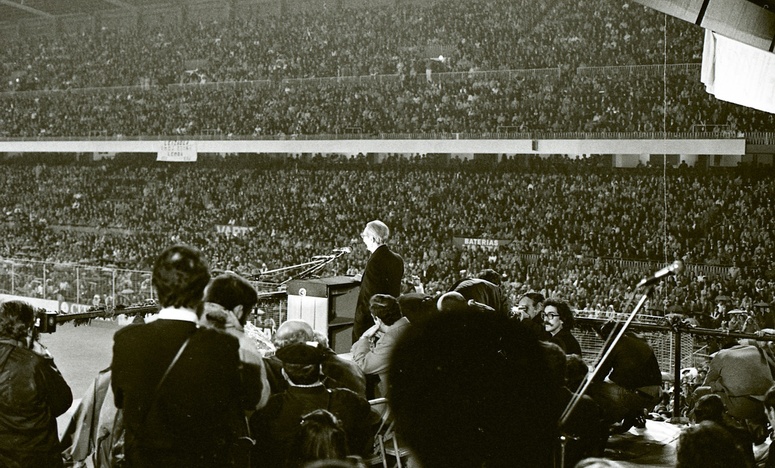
157, 140, 197, 162
701, 30, 775, 115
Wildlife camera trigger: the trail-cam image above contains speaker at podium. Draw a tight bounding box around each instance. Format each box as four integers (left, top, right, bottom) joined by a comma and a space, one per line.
285, 276, 360, 354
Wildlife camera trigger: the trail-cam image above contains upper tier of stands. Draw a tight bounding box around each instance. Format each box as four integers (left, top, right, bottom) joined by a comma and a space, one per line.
1, 0, 772, 137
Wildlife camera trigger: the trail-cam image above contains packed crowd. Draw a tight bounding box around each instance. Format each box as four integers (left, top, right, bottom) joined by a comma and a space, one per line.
1, 0, 700, 91
3, 71, 774, 138
2, 0, 774, 136
0, 154, 773, 320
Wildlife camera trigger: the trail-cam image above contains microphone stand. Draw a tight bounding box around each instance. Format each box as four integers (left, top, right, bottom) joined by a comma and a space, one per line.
281, 249, 350, 285
557, 284, 655, 466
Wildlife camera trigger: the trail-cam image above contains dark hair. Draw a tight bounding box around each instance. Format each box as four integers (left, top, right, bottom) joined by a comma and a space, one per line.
398, 293, 436, 325
152, 244, 211, 309
369, 294, 402, 326
477, 269, 502, 285
764, 384, 775, 411
389, 309, 558, 468
521, 292, 545, 307
205, 272, 258, 325
543, 299, 575, 329
693, 394, 725, 423
676, 421, 748, 468
565, 354, 589, 391
0, 300, 35, 341
286, 409, 350, 468
284, 363, 322, 386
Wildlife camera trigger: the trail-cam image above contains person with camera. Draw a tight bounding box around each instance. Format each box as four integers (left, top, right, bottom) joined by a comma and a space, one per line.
0, 300, 73, 468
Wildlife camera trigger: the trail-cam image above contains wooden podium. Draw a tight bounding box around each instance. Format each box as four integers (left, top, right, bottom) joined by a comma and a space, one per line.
286, 276, 360, 354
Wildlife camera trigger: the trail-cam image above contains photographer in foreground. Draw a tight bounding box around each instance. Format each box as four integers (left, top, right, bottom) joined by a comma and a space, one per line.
0, 300, 73, 468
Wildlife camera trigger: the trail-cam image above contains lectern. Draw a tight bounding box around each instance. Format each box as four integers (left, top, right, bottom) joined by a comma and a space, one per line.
286, 276, 360, 354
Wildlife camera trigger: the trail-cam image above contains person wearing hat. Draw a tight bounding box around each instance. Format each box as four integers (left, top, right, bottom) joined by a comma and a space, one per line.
351, 294, 410, 399
264, 319, 366, 397
249, 342, 376, 467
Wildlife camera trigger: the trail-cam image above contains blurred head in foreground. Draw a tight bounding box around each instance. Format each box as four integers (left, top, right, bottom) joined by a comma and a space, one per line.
388, 309, 559, 468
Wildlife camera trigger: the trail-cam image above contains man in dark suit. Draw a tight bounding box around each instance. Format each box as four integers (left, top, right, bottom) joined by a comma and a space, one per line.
352, 220, 404, 341
111, 245, 263, 468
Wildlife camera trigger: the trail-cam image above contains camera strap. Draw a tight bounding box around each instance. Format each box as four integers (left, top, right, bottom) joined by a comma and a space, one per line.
142, 335, 192, 425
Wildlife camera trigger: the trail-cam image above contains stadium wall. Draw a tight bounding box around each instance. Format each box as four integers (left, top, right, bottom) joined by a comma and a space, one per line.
0, 138, 747, 159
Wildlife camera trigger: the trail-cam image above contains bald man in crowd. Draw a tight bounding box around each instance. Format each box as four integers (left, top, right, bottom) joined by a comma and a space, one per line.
264, 319, 366, 397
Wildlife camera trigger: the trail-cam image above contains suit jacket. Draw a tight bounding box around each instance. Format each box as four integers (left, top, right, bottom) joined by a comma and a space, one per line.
351, 316, 410, 398
454, 278, 511, 317
704, 344, 774, 420
353, 244, 404, 341
111, 314, 262, 468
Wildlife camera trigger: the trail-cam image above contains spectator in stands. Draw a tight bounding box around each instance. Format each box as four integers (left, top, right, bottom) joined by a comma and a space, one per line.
351, 294, 410, 399
543, 298, 582, 355
388, 309, 559, 468
265, 319, 366, 397
352, 220, 404, 341
0, 300, 73, 468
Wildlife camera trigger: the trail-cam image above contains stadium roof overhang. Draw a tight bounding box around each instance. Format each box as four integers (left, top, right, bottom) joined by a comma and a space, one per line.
635, 0, 775, 52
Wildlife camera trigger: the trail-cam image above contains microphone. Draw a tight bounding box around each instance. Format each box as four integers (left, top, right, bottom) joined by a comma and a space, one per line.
636, 260, 686, 288
333, 247, 352, 254
467, 299, 495, 312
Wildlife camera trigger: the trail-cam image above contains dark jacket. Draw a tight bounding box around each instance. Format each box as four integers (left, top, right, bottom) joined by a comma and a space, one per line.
550, 328, 582, 356
111, 317, 263, 468
0, 338, 73, 468
264, 348, 367, 397
249, 384, 376, 467
454, 278, 511, 317
353, 244, 404, 340
594, 331, 662, 389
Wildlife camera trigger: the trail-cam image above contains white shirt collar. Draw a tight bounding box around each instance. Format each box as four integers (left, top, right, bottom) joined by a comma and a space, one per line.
157, 306, 199, 323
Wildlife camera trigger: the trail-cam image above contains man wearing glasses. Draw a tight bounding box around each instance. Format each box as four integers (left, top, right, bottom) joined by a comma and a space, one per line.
353, 220, 404, 341
542, 299, 582, 355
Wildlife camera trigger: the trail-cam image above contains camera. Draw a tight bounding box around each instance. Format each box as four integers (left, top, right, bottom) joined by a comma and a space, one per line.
34, 308, 58, 334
